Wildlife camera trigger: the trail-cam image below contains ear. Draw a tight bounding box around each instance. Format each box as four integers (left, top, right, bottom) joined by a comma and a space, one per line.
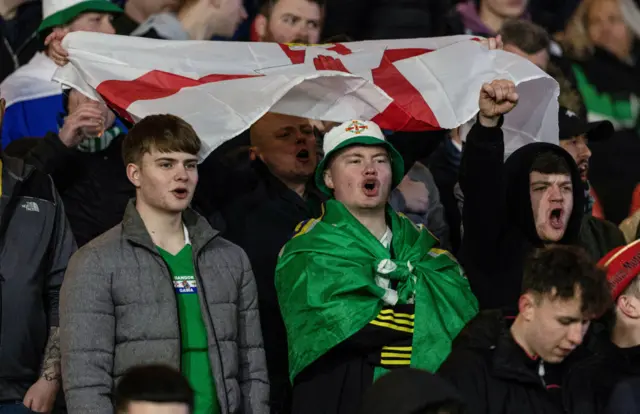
618, 295, 640, 319
126, 163, 142, 188
324, 169, 334, 190
254, 14, 268, 41
518, 292, 537, 322
249, 146, 258, 161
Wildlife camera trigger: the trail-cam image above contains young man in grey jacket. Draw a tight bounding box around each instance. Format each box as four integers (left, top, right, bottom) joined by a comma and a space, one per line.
60, 114, 269, 414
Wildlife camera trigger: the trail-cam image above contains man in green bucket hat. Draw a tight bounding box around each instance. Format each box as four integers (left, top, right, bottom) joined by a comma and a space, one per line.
0, 0, 122, 147
275, 119, 479, 414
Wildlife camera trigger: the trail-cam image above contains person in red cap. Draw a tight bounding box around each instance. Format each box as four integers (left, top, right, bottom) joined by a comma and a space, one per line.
564, 239, 640, 414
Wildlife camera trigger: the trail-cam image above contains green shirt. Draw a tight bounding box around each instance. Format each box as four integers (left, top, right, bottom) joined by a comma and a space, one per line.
158, 233, 220, 414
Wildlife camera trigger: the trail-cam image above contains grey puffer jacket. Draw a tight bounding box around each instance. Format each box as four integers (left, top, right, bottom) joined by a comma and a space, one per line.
60, 200, 269, 414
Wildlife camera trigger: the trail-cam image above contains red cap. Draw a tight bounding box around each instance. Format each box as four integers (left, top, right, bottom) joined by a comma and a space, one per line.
598, 240, 640, 300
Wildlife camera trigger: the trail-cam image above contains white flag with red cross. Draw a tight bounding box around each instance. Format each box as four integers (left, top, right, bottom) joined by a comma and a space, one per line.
53, 32, 559, 160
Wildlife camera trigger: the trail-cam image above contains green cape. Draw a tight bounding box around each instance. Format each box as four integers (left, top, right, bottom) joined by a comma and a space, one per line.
275, 200, 478, 382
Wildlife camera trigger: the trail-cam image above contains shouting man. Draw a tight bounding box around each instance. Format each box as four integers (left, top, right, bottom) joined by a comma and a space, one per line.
459, 79, 585, 311
275, 119, 478, 414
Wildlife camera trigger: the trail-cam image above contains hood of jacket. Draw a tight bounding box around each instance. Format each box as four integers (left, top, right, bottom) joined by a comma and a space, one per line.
503, 142, 584, 247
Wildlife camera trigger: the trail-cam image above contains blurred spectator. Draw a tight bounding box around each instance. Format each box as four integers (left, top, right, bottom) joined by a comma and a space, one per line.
112, 0, 180, 35
358, 368, 466, 414
563, 0, 640, 226
132, 0, 248, 40
0, 0, 42, 83
439, 245, 612, 414
556, 107, 626, 260
390, 163, 451, 251
254, 0, 323, 44
500, 19, 550, 69
563, 0, 640, 131
276, 119, 477, 414
5, 89, 134, 247
428, 128, 464, 254
459, 80, 584, 311
115, 365, 194, 414
565, 241, 640, 414
60, 115, 269, 414
0, 0, 121, 147
210, 113, 325, 414
443, 0, 528, 36
322, 0, 451, 41
499, 19, 587, 117
0, 97, 76, 413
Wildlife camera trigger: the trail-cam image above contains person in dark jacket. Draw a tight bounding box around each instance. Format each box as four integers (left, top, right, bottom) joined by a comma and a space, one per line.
459, 79, 584, 311
556, 106, 626, 260
564, 240, 640, 414
207, 112, 325, 414
5, 89, 134, 247
358, 368, 466, 414
0, 0, 41, 83
438, 245, 612, 414
0, 98, 76, 413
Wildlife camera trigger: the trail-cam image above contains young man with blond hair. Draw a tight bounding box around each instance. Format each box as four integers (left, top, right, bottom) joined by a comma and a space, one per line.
60, 114, 269, 414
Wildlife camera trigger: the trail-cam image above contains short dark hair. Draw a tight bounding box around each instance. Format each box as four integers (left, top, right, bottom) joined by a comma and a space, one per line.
114, 365, 194, 413
122, 114, 201, 165
499, 19, 550, 54
260, 0, 326, 16
522, 246, 612, 317
530, 151, 571, 176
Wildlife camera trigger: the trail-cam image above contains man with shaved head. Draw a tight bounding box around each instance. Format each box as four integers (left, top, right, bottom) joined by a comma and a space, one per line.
218, 112, 326, 414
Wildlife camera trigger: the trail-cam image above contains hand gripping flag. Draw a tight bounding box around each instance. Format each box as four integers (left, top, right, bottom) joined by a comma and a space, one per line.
53, 32, 560, 160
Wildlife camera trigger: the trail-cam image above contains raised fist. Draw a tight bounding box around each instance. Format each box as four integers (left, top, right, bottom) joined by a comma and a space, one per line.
478, 79, 519, 127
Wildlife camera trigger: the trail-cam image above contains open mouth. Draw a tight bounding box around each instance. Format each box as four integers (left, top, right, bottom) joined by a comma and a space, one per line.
172, 188, 189, 199
362, 179, 380, 197
296, 149, 310, 163
549, 208, 564, 230
578, 162, 589, 178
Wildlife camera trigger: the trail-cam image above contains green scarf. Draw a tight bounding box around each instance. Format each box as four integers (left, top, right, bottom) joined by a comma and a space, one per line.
275, 199, 478, 382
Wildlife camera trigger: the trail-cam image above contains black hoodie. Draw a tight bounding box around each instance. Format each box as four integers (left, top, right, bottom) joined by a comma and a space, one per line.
438, 310, 568, 414
459, 120, 583, 311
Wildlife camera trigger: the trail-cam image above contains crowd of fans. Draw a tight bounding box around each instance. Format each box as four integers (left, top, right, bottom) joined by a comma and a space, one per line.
2, 0, 640, 413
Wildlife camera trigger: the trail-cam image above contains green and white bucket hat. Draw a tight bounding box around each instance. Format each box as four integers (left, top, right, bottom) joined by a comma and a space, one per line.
39, 0, 123, 32
315, 119, 405, 195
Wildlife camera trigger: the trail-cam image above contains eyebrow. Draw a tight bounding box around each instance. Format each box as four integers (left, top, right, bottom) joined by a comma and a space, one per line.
281, 12, 320, 23
530, 180, 572, 186
155, 157, 198, 163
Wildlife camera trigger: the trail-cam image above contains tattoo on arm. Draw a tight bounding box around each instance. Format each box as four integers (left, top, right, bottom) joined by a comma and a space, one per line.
41, 327, 61, 382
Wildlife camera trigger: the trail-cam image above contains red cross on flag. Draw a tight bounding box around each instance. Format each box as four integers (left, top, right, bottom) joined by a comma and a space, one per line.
53, 32, 559, 160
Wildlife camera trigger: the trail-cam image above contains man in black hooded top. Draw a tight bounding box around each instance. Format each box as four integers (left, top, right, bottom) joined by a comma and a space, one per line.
459, 79, 584, 311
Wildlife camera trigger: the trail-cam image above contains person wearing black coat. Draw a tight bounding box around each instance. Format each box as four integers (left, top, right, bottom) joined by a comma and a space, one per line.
0, 0, 41, 83
438, 246, 612, 414
459, 80, 584, 311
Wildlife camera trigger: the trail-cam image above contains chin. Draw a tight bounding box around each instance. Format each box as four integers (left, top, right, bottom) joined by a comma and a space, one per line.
541, 229, 566, 243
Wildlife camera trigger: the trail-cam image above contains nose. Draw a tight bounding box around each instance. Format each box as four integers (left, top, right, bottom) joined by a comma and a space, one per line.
549, 185, 564, 201
567, 323, 585, 346
175, 165, 189, 181
579, 142, 592, 160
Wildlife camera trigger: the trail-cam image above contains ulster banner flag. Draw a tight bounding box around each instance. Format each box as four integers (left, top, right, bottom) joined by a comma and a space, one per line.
53, 32, 560, 159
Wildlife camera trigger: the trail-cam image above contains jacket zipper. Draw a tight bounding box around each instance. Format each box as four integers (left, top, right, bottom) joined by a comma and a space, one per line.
194, 244, 231, 414
538, 360, 547, 388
